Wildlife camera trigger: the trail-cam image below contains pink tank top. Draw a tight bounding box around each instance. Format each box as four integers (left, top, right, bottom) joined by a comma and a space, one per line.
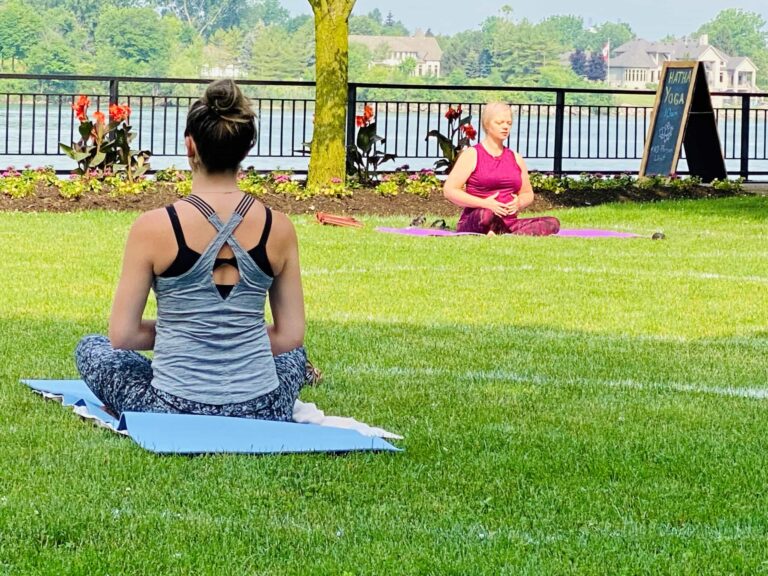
465, 143, 522, 204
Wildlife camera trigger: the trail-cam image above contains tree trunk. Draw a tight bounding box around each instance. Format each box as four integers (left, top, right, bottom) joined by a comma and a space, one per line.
307, 0, 355, 190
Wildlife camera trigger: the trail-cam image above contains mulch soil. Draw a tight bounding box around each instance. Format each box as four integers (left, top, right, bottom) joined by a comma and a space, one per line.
0, 182, 744, 218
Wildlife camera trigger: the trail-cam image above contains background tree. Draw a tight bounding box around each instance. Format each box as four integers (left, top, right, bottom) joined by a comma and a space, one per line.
348, 41, 372, 79
306, 0, 356, 190
493, 19, 561, 82
349, 14, 382, 35
569, 48, 587, 77
164, 17, 204, 80
697, 9, 768, 87
538, 15, 586, 51
202, 27, 245, 77
247, 0, 291, 27
582, 21, 634, 52
440, 30, 485, 78
250, 25, 308, 80
0, 1, 42, 71
25, 0, 120, 35
26, 33, 77, 91
477, 49, 493, 77
586, 51, 607, 81
152, 0, 244, 38
93, 7, 172, 77
398, 56, 417, 76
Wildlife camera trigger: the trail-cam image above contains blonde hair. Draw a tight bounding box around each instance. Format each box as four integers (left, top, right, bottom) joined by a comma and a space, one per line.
481, 102, 513, 132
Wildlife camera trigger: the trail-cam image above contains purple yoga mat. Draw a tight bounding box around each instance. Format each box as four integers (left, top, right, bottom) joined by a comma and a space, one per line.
376, 227, 641, 238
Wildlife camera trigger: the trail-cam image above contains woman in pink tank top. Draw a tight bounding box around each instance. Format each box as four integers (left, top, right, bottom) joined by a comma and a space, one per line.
443, 102, 560, 236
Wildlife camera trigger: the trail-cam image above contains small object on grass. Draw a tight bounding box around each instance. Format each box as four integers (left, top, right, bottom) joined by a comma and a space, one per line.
430, 218, 450, 230
305, 359, 323, 387
409, 215, 426, 227
651, 232, 666, 240
315, 212, 363, 228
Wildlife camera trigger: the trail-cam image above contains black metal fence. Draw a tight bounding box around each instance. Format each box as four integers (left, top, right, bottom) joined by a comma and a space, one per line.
1, 73, 767, 179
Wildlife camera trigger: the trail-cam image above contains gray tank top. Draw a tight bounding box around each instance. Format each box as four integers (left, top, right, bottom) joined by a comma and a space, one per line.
150, 195, 279, 404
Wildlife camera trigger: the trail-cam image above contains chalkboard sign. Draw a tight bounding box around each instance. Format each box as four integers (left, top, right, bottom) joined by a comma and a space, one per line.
640, 61, 726, 182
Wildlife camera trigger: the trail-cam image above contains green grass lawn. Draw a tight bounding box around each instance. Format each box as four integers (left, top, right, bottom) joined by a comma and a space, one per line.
1, 196, 767, 574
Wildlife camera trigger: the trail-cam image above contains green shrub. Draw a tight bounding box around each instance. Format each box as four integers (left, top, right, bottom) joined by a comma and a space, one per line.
105, 175, 152, 196
710, 177, 744, 192
317, 177, 352, 198
238, 169, 268, 196
375, 177, 400, 197
58, 175, 103, 199
0, 166, 58, 198
404, 170, 441, 198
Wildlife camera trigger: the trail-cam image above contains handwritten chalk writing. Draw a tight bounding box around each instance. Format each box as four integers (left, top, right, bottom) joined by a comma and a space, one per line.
667, 69, 692, 84
663, 86, 687, 105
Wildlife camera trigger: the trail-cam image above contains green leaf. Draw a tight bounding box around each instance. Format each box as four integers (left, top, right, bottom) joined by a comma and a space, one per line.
91, 151, 106, 167
426, 130, 457, 163
78, 122, 93, 141
357, 122, 378, 154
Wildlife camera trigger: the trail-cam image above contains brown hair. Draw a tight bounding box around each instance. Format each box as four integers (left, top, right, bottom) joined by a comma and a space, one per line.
185, 79, 256, 174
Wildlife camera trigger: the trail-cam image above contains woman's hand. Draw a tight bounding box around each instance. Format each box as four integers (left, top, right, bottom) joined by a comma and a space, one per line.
484, 193, 519, 217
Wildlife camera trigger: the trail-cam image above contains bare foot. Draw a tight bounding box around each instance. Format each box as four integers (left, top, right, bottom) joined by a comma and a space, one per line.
486, 230, 496, 237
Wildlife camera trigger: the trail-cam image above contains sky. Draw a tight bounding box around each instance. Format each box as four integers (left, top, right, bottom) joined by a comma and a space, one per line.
278, 0, 768, 41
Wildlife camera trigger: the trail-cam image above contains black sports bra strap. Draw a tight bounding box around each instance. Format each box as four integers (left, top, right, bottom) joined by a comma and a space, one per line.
182, 194, 216, 218
165, 205, 188, 250
256, 206, 272, 248
234, 194, 256, 217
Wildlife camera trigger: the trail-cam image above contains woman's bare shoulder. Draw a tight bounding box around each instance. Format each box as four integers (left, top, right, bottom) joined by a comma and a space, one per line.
129, 207, 171, 240
460, 146, 478, 160
268, 209, 297, 242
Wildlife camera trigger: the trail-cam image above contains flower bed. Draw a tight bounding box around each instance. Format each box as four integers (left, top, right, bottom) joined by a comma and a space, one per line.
0, 166, 747, 216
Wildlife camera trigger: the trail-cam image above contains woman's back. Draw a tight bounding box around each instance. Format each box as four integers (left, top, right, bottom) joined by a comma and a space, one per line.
150, 194, 280, 404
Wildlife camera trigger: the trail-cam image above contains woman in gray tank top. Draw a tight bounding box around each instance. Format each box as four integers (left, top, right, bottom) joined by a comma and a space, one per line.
75, 80, 315, 421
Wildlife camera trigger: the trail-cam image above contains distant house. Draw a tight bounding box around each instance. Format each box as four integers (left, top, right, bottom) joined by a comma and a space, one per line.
607, 35, 758, 93
349, 31, 443, 77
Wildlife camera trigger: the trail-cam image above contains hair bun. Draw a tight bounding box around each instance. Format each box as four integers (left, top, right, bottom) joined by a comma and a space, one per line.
203, 79, 249, 117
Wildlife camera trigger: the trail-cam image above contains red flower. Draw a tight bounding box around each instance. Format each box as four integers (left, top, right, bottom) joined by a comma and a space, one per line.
461, 124, 477, 140
356, 104, 375, 128
445, 105, 463, 122
93, 111, 106, 125
109, 103, 131, 123
72, 94, 90, 122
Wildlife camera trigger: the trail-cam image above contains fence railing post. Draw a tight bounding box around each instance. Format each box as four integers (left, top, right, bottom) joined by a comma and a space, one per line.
346, 83, 357, 167
553, 89, 565, 176
109, 78, 119, 106
740, 94, 750, 180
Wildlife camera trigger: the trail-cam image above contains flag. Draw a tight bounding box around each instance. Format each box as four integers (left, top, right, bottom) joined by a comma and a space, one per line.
601, 41, 610, 62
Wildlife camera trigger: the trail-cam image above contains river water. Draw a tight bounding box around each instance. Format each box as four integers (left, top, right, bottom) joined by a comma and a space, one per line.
1, 104, 766, 177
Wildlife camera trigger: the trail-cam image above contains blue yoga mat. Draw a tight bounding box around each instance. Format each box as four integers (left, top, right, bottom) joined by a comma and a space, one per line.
23, 379, 400, 455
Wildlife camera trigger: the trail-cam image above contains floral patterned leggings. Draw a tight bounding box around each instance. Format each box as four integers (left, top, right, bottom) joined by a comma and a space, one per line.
457, 208, 561, 236
75, 335, 307, 421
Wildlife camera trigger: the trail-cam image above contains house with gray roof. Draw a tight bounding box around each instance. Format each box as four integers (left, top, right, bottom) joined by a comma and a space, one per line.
608, 35, 758, 92
349, 31, 443, 77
